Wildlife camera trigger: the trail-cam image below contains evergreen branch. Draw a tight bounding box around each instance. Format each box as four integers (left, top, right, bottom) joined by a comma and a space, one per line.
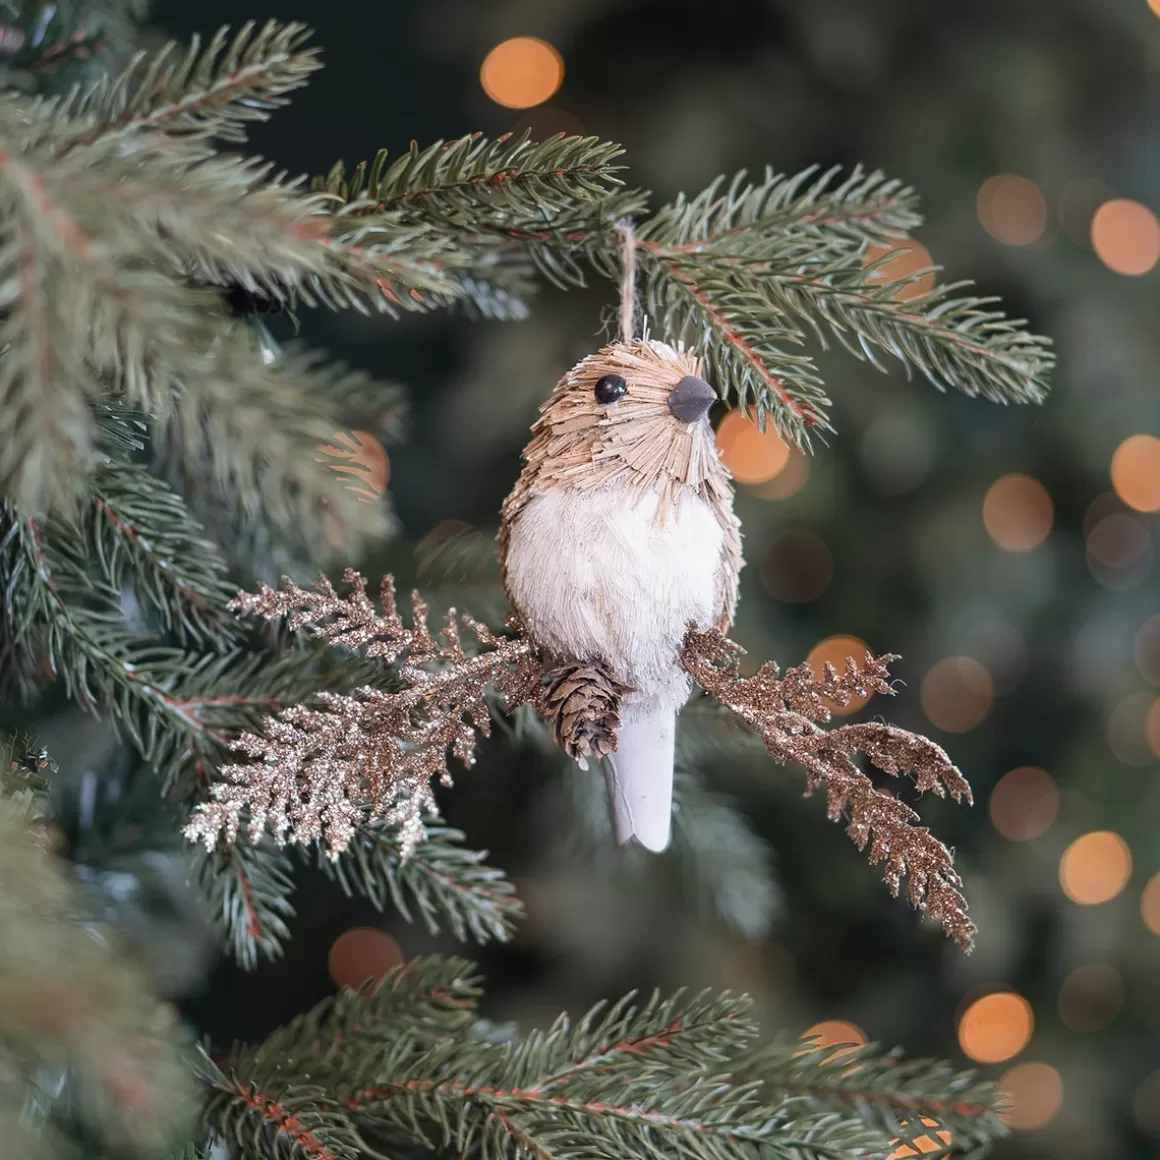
318, 822, 523, 944
671, 770, 782, 941
60, 20, 323, 144
743, 1038, 1007, 1155
682, 628, 975, 950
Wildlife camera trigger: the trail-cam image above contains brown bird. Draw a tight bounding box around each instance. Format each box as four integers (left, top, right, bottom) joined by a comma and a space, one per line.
499, 337, 743, 851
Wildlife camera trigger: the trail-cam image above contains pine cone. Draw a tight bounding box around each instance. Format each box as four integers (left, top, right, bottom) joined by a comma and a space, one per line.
537, 660, 632, 768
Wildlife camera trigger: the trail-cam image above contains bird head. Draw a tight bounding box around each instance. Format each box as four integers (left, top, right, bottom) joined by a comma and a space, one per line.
521, 338, 727, 501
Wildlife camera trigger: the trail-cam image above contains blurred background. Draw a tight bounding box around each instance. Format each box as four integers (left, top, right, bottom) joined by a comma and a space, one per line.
37, 1, 1160, 1158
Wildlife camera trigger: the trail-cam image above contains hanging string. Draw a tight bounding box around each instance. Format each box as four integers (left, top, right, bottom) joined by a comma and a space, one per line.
615, 219, 637, 342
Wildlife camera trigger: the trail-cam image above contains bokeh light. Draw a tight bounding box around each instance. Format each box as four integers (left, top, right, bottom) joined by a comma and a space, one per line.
989, 767, 1059, 841
316, 430, 390, 503
921, 657, 994, 733
1150, 0, 1160, 17
864, 240, 936, 300
1145, 698, 1160, 760
480, 37, 564, 109
1058, 963, 1123, 1032
1141, 872, 1160, 935
1111, 434, 1160, 511
799, 1020, 867, 1055
1109, 692, 1156, 765
760, 530, 832, 603
806, 636, 873, 715
747, 447, 811, 499
716, 411, 792, 484
1086, 513, 1151, 590
977, 175, 1048, 246
1134, 615, 1160, 684
884, 1117, 952, 1159
1090, 199, 1160, 275
328, 927, 405, 990
998, 1062, 1063, 1130
1134, 1070, 1160, 1136
957, 991, 1034, 1064
1059, 832, 1132, 905
982, 474, 1053, 552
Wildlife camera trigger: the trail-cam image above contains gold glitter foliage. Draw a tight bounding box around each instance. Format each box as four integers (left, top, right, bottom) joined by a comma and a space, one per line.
681, 627, 977, 950
183, 569, 539, 859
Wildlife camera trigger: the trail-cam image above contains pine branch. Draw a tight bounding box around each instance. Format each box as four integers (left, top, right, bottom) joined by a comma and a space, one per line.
185, 570, 543, 859
317, 822, 523, 944
59, 20, 323, 144
682, 628, 976, 950
742, 1037, 1007, 1156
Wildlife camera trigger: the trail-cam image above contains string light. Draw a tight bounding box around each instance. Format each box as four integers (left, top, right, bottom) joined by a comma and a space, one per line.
328, 927, 404, 990
1141, 872, 1160, 935
998, 1062, 1063, 1130
716, 411, 791, 484
921, 657, 993, 733
977, 175, 1047, 246
480, 37, 563, 109
957, 991, 1034, 1064
982, 474, 1053, 552
1058, 963, 1123, 1032
806, 636, 872, 715
1111, 434, 1160, 511
989, 767, 1058, 841
864, 240, 936, 300
1091, 199, 1160, 275
1059, 831, 1132, 905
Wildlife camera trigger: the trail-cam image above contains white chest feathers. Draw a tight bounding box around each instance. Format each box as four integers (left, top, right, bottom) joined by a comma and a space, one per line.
504, 483, 726, 705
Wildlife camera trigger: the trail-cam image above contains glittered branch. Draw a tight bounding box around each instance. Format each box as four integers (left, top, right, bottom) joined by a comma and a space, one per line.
185, 571, 541, 859
681, 627, 975, 950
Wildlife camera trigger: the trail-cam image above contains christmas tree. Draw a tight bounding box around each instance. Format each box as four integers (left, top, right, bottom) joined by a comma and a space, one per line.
8, 1, 1144, 1157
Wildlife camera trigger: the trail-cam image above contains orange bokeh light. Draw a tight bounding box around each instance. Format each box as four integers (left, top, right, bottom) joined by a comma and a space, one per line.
316, 430, 390, 503
958, 991, 1034, 1064
989, 767, 1059, 841
1111, 434, 1160, 512
717, 411, 792, 484
800, 1020, 867, 1052
885, 1117, 952, 1159
1091, 199, 1160, 275
806, 636, 873, 715
1059, 831, 1132, 905
977, 175, 1048, 246
328, 927, 404, 990
982, 474, 1053, 552
747, 447, 811, 499
1058, 963, 1123, 1032
998, 1062, 1063, 1130
480, 37, 564, 109
1142, 872, 1160, 935
864, 240, 936, 300
921, 657, 994, 733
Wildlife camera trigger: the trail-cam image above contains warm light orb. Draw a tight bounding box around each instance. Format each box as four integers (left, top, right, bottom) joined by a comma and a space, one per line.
982, 474, 1053, 552
717, 411, 792, 484
480, 37, 563, 109
977, 175, 1048, 246
806, 636, 873, 715
316, 430, 390, 503
1059, 831, 1132, 905
957, 992, 1034, 1064
989, 767, 1059, 841
328, 927, 405, 990
748, 447, 811, 500
1141, 872, 1160, 935
885, 1117, 952, 1159
999, 1062, 1063, 1130
921, 657, 994, 733
864, 240, 936, 300
1091, 199, 1160, 275
1150, 0, 1160, 16
800, 1020, 867, 1053
1058, 963, 1123, 1032
1111, 434, 1160, 512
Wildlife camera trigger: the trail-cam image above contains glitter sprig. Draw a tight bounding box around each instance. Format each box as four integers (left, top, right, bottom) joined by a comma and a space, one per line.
183, 570, 540, 859
681, 627, 976, 950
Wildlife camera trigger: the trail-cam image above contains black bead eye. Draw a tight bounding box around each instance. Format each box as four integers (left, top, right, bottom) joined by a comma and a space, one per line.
594, 374, 628, 404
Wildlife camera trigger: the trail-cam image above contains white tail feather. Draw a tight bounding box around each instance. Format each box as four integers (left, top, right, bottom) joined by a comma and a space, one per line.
603, 709, 675, 852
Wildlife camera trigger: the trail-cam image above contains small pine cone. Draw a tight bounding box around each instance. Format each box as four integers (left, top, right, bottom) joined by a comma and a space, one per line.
538, 660, 632, 767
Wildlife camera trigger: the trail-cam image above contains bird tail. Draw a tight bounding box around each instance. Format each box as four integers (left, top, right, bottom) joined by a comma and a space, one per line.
603, 707, 675, 853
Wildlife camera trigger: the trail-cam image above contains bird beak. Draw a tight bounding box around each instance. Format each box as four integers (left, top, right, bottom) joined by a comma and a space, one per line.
667, 375, 716, 423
